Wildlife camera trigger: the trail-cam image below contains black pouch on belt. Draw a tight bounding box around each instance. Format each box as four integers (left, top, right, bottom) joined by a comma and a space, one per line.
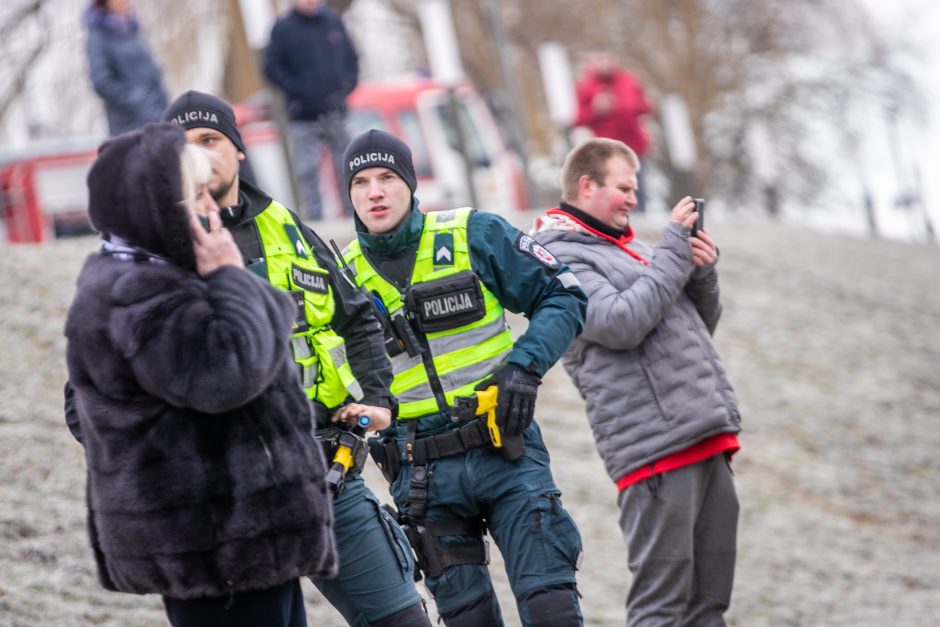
368, 435, 401, 483
404, 271, 486, 333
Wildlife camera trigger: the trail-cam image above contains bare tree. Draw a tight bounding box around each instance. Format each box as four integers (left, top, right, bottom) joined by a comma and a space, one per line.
0, 1, 51, 135
378, 0, 923, 216
0, 0, 924, 222
0, 0, 229, 144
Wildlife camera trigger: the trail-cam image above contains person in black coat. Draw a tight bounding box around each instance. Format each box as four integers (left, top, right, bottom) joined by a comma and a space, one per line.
263, 0, 359, 219
63, 123, 336, 627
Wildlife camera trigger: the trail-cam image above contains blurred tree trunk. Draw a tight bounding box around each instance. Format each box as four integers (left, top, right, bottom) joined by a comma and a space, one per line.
224, 0, 264, 101
0, 0, 47, 126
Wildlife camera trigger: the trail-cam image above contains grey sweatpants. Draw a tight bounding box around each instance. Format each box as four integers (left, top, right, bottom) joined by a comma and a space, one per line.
617, 453, 739, 627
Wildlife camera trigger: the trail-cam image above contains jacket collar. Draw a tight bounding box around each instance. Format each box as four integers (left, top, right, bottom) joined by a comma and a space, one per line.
292, 6, 327, 20
220, 178, 273, 228
355, 197, 423, 260
535, 204, 648, 265
558, 201, 632, 240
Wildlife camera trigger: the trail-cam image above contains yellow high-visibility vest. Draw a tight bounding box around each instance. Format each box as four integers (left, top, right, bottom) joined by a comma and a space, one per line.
255, 202, 362, 408
344, 208, 512, 418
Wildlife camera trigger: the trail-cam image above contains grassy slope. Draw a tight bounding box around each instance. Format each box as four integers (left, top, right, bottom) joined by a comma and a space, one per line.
1, 216, 938, 626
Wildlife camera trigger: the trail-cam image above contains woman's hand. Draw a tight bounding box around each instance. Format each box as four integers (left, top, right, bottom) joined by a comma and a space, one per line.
191, 209, 243, 276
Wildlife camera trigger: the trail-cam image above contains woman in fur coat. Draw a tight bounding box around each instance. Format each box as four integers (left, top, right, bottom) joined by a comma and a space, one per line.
64, 123, 336, 627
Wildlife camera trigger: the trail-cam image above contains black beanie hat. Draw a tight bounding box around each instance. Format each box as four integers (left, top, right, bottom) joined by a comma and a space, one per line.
342, 129, 417, 195
162, 90, 246, 154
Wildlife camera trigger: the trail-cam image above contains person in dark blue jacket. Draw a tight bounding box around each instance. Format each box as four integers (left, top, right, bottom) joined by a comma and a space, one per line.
84, 0, 168, 136
263, 0, 359, 220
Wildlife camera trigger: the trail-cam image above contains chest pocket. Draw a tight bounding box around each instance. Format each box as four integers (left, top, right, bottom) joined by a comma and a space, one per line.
287, 260, 332, 329
405, 270, 486, 333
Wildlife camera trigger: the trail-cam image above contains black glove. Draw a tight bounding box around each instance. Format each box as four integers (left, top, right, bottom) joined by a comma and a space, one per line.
476, 364, 541, 436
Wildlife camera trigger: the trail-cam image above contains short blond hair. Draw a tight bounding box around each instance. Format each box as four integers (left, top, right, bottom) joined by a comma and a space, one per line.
561, 138, 639, 202
178, 143, 214, 204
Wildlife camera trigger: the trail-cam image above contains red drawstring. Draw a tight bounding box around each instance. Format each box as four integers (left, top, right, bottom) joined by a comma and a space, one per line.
546, 208, 650, 265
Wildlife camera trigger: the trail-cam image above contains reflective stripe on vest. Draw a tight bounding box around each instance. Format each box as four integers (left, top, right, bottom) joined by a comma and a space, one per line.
254, 202, 362, 407
345, 208, 513, 418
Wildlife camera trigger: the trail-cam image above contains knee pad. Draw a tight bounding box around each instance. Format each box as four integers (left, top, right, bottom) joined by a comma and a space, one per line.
370, 601, 431, 627
518, 584, 582, 627
439, 589, 501, 627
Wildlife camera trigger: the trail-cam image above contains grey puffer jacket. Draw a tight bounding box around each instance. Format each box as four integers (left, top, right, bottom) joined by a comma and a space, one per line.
536, 220, 740, 483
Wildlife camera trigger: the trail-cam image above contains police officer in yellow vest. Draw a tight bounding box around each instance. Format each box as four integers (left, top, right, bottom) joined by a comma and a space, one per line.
341, 129, 588, 627
161, 93, 431, 627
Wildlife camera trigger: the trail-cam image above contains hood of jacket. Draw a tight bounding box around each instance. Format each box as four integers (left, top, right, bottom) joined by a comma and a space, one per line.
86, 123, 196, 271
532, 204, 651, 266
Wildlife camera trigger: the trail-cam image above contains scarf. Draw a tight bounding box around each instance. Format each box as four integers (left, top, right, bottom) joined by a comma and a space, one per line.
530, 202, 649, 265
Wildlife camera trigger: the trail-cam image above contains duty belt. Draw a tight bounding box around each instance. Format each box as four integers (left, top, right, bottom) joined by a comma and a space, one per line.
411, 419, 490, 465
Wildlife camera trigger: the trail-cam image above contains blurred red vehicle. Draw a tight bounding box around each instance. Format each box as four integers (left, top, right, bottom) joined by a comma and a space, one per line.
1, 78, 528, 243
240, 76, 529, 217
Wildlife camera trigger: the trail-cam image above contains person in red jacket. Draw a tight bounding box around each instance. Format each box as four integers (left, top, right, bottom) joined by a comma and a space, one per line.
574, 52, 654, 211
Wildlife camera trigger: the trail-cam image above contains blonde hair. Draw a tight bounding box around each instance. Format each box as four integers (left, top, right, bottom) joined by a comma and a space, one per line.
561, 138, 640, 202
179, 143, 213, 204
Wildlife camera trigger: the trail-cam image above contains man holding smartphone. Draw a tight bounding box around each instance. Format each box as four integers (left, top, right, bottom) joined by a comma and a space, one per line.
530, 137, 741, 626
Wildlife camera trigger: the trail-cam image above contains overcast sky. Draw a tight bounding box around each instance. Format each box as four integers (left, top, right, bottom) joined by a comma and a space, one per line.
2, 0, 938, 243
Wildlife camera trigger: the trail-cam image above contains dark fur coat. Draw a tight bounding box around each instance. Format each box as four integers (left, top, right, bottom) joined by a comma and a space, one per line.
64, 124, 336, 599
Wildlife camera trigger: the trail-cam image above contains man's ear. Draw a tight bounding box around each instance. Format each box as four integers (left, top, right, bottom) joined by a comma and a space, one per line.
577, 174, 595, 199
237, 151, 246, 162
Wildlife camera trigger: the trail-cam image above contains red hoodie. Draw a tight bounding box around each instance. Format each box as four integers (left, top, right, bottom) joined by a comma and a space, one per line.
575, 68, 653, 157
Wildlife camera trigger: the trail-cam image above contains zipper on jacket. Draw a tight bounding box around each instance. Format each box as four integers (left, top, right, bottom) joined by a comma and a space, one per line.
413, 316, 450, 415
639, 353, 669, 421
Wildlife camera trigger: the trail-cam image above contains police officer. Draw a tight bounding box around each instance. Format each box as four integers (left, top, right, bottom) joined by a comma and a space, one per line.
161, 92, 431, 627
341, 129, 588, 627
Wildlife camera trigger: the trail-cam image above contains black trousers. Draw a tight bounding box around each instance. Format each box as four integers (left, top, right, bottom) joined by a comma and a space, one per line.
163, 579, 306, 627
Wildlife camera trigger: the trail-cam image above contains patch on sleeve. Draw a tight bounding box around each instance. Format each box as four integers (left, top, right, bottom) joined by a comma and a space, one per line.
517, 234, 560, 270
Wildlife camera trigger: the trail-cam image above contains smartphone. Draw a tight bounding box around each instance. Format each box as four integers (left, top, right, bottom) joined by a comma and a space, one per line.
691, 198, 705, 237
197, 215, 211, 232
